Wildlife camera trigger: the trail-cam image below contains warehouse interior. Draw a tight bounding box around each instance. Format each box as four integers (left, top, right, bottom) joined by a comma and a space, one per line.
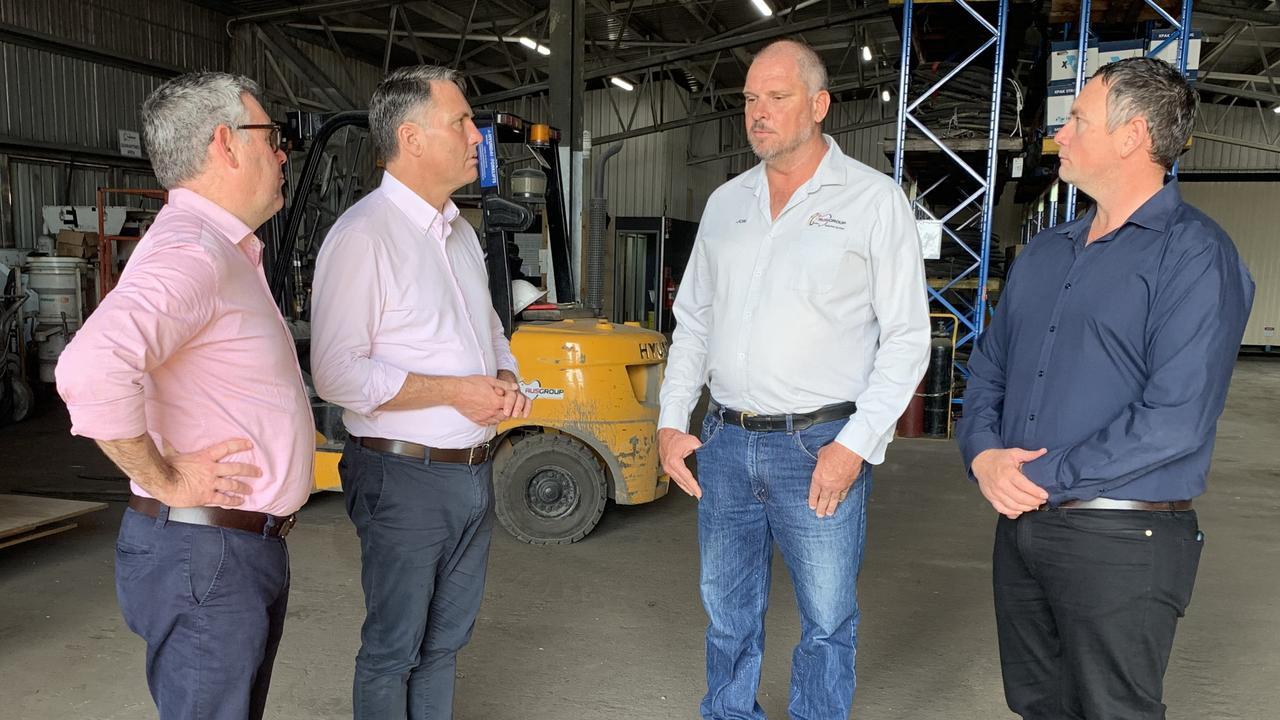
1, 0, 1278, 718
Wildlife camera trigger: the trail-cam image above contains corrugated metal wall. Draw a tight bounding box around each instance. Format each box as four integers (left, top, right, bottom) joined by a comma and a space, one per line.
0, 0, 227, 70
578, 82, 724, 221
1179, 181, 1280, 347
1185, 104, 1280, 173
0, 41, 167, 153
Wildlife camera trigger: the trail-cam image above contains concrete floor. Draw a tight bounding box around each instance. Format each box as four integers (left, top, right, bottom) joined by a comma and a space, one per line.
2, 358, 1278, 719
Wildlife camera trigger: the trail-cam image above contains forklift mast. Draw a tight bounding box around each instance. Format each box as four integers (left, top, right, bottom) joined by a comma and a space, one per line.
473, 110, 575, 337
270, 110, 576, 339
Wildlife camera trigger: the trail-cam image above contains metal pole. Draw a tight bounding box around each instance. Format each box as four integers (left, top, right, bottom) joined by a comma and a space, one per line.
893, 0, 913, 186
974, 0, 1008, 336
1064, 0, 1091, 221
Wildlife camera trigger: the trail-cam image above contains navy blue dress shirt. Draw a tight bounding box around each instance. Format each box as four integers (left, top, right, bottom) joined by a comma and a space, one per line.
957, 181, 1255, 504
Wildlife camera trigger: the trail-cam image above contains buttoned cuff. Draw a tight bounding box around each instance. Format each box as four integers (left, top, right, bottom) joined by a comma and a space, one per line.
958, 431, 1005, 484
657, 401, 696, 434
66, 394, 148, 441
834, 415, 889, 465
1020, 450, 1066, 498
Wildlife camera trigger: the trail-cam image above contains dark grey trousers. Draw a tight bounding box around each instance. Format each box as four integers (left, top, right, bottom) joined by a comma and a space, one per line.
340, 439, 495, 720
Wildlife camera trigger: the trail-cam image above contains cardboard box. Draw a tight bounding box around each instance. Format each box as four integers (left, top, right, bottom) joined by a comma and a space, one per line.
1098, 40, 1145, 68
1148, 29, 1201, 78
55, 230, 98, 259
1045, 82, 1076, 134
1049, 40, 1099, 83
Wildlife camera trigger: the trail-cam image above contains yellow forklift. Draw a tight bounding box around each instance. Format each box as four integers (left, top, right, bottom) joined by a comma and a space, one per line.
270, 110, 669, 544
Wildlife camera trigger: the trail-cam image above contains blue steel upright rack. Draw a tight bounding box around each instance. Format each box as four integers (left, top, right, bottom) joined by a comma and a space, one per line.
892, 0, 1010, 393
1062, 0, 1196, 220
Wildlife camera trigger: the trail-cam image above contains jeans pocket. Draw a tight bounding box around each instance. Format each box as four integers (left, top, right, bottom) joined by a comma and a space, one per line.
1056, 510, 1158, 540
187, 529, 228, 607
792, 420, 843, 462
696, 413, 725, 452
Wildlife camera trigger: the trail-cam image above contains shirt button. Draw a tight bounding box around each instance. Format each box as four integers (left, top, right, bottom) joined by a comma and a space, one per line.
1037, 371, 1045, 378
1029, 415, 1036, 421
1065, 283, 1072, 289
1049, 325, 1056, 333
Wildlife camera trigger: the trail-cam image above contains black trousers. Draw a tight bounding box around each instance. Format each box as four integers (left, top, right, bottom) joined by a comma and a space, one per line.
993, 508, 1203, 720
340, 439, 494, 720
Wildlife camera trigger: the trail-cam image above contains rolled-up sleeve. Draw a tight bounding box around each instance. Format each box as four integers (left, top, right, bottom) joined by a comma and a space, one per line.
311, 229, 409, 415
55, 245, 216, 440
835, 187, 931, 464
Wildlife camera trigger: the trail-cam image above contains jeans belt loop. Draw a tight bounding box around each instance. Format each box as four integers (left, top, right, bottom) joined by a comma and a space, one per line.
785, 414, 794, 433
153, 504, 170, 529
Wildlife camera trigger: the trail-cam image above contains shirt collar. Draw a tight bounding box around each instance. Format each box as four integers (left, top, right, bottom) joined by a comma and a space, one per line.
740, 134, 848, 193
379, 170, 460, 237
166, 188, 255, 246
1050, 179, 1182, 239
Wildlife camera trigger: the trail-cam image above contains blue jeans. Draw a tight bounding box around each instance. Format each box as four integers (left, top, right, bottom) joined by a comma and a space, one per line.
696, 409, 872, 720
115, 506, 291, 720
341, 439, 494, 720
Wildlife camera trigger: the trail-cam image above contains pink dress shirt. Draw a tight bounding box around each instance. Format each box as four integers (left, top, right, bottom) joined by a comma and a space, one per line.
55, 189, 315, 516
310, 171, 518, 449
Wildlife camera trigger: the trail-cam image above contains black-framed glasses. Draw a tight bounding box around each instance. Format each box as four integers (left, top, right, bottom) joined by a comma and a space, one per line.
236, 123, 283, 152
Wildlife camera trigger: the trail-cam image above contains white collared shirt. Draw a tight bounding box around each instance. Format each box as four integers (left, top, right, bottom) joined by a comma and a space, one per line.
311, 171, 518, 449
657, 136, 930, 464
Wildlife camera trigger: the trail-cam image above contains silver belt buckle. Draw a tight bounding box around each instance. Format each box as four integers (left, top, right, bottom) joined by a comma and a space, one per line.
277, 514, 297, 538
469, 441, 490, 465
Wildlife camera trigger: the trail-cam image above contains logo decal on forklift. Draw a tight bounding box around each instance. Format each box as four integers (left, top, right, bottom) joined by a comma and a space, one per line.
520, 380, 565, 400
639, 342, 667, 360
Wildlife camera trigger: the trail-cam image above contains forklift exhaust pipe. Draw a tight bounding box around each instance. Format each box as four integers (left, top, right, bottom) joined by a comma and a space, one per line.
587, 142, 623, 317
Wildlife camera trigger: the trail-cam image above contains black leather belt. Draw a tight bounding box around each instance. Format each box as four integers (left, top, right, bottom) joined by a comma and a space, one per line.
716, 400, 857, 433
1041, 498, 1193, 512
356, 436, 493, 465
128, 495, 296, 538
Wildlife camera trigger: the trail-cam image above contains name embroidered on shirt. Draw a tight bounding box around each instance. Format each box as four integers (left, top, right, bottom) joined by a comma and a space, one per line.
807, 212, 847, 229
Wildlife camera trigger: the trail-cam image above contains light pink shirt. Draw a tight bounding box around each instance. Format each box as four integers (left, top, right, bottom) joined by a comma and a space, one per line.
55, 189, 315, 516
310, 171, 518, 449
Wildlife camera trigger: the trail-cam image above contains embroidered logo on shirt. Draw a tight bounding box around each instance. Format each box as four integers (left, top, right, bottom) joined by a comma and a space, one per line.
807, 212, 847, 229
735, 218, 748, 224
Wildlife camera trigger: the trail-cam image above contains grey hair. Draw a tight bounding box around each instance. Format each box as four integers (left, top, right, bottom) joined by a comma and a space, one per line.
141, 72, 260, 189
370, 65, 465, 161
1092, 57, 1198, 170
754, 39, 829, 94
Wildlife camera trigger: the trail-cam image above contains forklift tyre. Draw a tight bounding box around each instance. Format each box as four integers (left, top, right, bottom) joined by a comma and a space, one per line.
494, 434, 608, 545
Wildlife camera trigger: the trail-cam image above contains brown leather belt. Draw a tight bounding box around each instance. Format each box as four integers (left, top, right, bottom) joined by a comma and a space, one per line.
128, 495, 297, 538
356, 436, 493, 465
1043, 498, 1193, 512
717, 400, 857, 433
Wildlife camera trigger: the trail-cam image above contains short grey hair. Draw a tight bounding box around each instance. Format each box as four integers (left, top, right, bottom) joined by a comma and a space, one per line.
754, 39, 829, 94
141, 72, 260, 189
1093, 57, 1198, 170
370, 65, 465, 161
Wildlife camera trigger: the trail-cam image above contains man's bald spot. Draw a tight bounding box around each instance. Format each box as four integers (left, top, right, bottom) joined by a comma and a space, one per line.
752, 40, 829, 95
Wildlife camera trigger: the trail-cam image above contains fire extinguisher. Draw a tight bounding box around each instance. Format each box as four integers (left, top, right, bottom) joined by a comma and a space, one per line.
663, 267, 676, 309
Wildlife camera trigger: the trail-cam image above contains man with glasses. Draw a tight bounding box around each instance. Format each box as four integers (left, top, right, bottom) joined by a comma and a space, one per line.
56, 72, 313, 720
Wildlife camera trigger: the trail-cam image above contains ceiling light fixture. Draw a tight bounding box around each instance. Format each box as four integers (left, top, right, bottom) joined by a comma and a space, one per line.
750, 0, 774, 17
862, 45, 872, 62
518, 37, 537, 50
881, 88, 891, 102
610, 77, 635, 91
536, 44, 551, 55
